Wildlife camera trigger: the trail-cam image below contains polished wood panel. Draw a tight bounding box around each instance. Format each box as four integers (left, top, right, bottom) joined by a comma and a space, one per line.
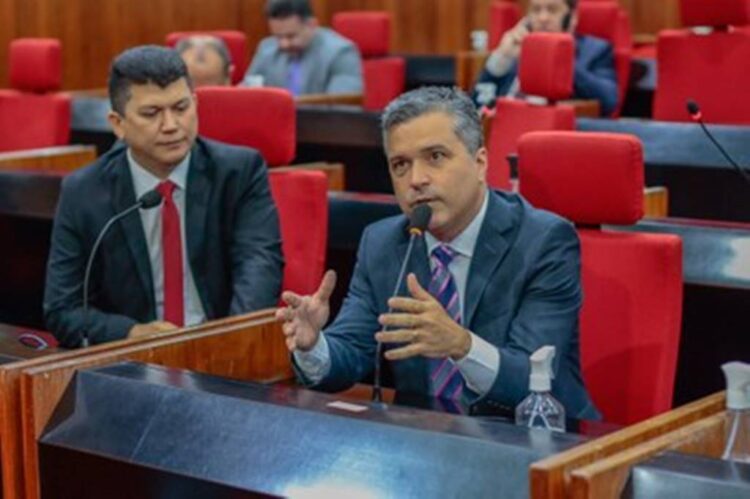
273, 161, 346, 191
643, 186, 669, 218
20, 310, 288, 499
295, 92, 363, 105
0, 145, 97, 173
569, 412, 726, 499
529, 391, 725, 499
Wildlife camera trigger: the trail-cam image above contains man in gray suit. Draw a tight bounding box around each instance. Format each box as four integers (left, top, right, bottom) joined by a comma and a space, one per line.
45, 46, 283, 347
242, 0, 363, 95
277, 87, 598, 419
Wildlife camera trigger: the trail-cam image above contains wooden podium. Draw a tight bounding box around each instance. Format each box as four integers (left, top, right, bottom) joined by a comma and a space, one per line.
0, 310, 288, 499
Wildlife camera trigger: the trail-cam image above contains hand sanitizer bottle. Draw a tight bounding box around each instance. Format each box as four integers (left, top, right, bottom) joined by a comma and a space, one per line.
515, 346, 566, 433
722, 361, 750, 463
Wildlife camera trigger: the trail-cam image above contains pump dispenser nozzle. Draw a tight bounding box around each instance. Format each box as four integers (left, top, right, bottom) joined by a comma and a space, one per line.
516, 345, 565, 432
529, 346, 556, 392
722, 361, 750, 463
722, 362, 750, 410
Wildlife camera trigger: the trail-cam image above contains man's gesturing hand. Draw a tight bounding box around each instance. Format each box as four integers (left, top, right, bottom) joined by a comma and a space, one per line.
275, 270, 337, 352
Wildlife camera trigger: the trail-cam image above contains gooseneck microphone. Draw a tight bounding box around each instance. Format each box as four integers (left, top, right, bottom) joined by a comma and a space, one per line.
686, 99, 750, 187
80, 189, 163, 347
372, 203, 432, 402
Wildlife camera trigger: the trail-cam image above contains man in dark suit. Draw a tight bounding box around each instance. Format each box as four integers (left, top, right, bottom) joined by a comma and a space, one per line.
473, 0, 618, 116
277, 86, 598, 419
44, 46, 283, 348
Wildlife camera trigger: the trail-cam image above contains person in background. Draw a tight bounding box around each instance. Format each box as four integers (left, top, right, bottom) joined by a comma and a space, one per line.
473, 0, 618, 116
176, 35, 233, 87
242, 0, 363, 95
44, 46, 283, 347
277, 87, 599, 419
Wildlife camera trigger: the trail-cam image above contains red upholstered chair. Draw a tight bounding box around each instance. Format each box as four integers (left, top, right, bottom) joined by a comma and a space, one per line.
332, 11, 406, 110
653, 0, 750, 124
577, 1, 632, 117
487, 33, 576, 190
488, 1, 523, 49
518, 131, 683, 425
268, 170, 328, 296
195, 87, 296, 166
166, 30, 249, 85
0, 38, 70, 152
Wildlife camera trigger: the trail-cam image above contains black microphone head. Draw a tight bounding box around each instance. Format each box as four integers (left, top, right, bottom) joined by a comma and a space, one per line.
139, 189, 163, 209
408, 203, 432, 235
686, 99, 700, 116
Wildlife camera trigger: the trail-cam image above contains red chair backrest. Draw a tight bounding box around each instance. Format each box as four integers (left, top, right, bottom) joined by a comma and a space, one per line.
654, 1, 750, 125
10, 38, 63, 92
487, 33, 576, 190
488, 1, 523, 49
0, 38, 70, 152
518, 131, 683, 425
268, 170, 328, 296
196, 87, 296, 166
332, 11, 405, 110
166, 30, 249, 85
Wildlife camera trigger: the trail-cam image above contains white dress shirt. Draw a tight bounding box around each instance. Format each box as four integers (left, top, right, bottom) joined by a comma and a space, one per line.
127, 150, 206, 326
295, 190, 501, 395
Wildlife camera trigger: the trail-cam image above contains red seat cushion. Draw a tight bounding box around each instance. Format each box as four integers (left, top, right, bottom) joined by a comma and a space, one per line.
680, 0, 750, 27
268, 170, 328, 296
363, 57, 405, 111
654, 29, 750, 125
166, 31, 249, 85
519, 33, 575, 101
9, 38, 63, 93
488, 100, 575, 190
332, 12, 390, 57
0, 91, 71, 152
579, 230, 683, 425
518, 131, 643, 225
196, 87, 295, 166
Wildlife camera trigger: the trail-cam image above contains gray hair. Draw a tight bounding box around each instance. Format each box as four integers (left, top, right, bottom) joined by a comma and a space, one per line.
175, 35, 232, 76
381, 86, 483, 154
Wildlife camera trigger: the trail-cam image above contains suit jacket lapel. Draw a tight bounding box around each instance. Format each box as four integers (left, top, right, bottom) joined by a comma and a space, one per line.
464, 192, 520, 327
185, 141, 212, 310
109, 153, 156, 317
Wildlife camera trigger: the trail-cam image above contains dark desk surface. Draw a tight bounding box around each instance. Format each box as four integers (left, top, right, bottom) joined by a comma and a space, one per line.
40, 361, 585, 498
0, 324, 59, 363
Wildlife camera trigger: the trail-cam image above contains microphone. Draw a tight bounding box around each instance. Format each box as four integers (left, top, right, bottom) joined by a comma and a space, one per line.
80, 189, 163, 347
686, 99, 750, 186
372, 203, 432, 402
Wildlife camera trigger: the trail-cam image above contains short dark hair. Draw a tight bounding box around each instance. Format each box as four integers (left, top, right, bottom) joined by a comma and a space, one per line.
381, 87, 483, 155
566, 0, 578, 10
108, 45, 191, 115
265, 0, 313, 19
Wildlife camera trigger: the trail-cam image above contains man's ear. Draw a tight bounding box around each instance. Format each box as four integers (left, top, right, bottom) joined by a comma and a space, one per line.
107, 110, 126, 141
226, 65, 236, 86
307, 17, 319, 29
568, 12, 578, 33
475, 146, 489, 182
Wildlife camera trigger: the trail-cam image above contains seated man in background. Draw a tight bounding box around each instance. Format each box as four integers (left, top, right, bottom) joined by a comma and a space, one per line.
242, 0, 363, 95
176, 35, 233, 87
277, 87, 599, 419
45, 46, 283, 348
473, 0, 618, 116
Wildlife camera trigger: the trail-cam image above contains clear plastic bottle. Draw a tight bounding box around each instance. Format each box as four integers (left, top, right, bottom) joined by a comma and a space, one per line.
721, 362, 750, 463
515, 346, 566, 433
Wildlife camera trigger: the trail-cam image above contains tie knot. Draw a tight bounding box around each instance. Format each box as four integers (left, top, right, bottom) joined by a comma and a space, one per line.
156, 180, 176, 199
432, 244, 456, 267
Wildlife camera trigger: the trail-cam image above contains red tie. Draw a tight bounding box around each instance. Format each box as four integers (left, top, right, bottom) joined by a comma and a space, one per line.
156, 180, 184, 327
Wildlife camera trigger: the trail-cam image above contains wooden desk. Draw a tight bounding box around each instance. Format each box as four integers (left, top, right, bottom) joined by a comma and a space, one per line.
0, 146, 97, 174
0, 310, 287, 499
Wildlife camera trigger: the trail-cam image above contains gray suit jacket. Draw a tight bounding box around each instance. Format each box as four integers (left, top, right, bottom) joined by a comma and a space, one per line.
243, 27, 363, 94
44, 138, 284, 347
310, 190, 599, 420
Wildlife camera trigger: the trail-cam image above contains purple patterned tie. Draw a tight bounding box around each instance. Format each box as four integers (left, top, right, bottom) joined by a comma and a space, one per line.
286, 58, 302, 96
428, 244, 465, 400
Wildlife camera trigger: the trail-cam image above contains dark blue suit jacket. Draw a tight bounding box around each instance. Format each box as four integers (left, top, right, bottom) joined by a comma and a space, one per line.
473, 34, 618, 116
313, 190, 598, 420
44, 137, 284, 347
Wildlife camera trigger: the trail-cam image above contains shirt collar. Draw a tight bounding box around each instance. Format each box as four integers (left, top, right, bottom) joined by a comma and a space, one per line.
127, 149, 191, 198
425, 189, 490, 259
